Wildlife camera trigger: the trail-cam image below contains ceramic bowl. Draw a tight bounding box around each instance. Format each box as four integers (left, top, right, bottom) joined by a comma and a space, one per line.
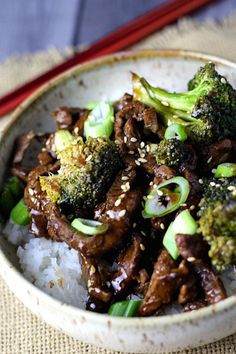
0, 50, 236, 353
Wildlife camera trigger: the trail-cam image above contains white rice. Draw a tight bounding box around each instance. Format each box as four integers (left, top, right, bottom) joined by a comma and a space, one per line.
4, 219, 87, 308
3, 219, 236, 313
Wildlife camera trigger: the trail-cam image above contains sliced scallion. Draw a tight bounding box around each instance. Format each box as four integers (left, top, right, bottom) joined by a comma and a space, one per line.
108, 300, 142, 317
144, 176, 190, 218
10, 198, 30, 226
84, 102, 114, 139
71, 218, 108, 235
164, 124, 187, 142
214, 163, 236, 178
163, 210, 198, 259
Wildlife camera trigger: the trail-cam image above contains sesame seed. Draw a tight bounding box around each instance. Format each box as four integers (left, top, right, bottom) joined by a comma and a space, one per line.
187, 257, 196, 262
120, 193, 126, 199
114, 139, 120, 144
138, 158, 147, 163
180, 203, 187, 207
128, 150, 135, 155
228, 186, 236, 191
140, 153, 146, 158
119, 209, 126, 218
207, 156, 213, 164
189, 205, 195, 211
124, 136, 127, 143
210, 182, 216, 187
141, 230, 146, 236
149, 181, 154, 186
143, 196, 147, 201
161, 101, 169, 107
74, 127, 79, 134
121, 176, 129, 181
140, 244, 145, 251
156, 189, 163, 196
140, 142, 145, 149
133, 222, 137, 228
198, 179, 203, 184
87, 280, 92, 287
130, 137, 137, 142
115, 199, 121, 207
135, 160, 141, 166
107, 210, 115, 219
215, 184, 221, 188
146, 145, 150, 153
221, 77, 226, 84
86, 155, 92, 162
106, 281, 111, 287
28, 188, 34, 196
211, 169, 216, 174
90, 265, 96, 275
147, 195, 154, 200
160, 223, 165, 230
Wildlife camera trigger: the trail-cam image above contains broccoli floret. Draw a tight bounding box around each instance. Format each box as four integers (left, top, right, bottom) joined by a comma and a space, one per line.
40, 132, 122, 211
132, 63, 236, 145
198, 177, 236, 270
150, 139, 191, 169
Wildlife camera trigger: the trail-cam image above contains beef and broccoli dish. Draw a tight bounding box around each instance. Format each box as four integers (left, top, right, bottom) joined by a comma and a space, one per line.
2, 62, 236, 317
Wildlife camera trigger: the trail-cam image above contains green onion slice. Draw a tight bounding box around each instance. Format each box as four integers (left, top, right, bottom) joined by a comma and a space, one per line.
214, 163, 236, 178
163, 210, 198, 259
10, 198, 30, 226
108, 300, 142, 317
164, 124, 187, 142
144, 176, 190, 218
54, 130, 74, 152
84, 102, 114, 139
71, 218, 108, 235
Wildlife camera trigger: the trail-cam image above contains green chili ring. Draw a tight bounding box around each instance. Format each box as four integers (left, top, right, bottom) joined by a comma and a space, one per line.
144, 176, 190, 218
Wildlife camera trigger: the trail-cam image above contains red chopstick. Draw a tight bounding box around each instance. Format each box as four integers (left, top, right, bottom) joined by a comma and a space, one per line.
0, 0, 215, 117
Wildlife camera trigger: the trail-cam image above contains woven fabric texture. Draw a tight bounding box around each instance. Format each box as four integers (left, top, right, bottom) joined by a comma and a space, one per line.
1, 14, 236, 354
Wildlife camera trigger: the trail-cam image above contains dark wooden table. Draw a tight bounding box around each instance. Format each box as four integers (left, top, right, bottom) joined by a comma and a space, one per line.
0, 0, 235, 61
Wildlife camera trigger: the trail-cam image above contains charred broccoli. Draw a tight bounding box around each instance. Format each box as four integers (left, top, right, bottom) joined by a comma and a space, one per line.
40, 131, 122, 211
150, 139, 192, 170
198, 177, 236, 270
132, 63, 236, 145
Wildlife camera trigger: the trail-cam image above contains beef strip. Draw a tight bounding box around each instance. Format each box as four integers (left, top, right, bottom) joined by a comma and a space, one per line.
175, 233, 209, 261
176, 233, 227, 304
11, 131, 36, 182
153, 165, 176, 184
182, 168, 202, 209
45, 169, 142, 257
124, 118, 142, 151
51, 107, 89, 134
138, 249, 189, 316
193, 261, 227, 304
111, 233, 143, 296
200, 138, 233, 172
80, 254, 112, 302
178, 276, 198, 305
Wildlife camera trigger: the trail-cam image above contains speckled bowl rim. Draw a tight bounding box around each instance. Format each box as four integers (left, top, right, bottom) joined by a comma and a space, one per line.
1, 49, 236, 329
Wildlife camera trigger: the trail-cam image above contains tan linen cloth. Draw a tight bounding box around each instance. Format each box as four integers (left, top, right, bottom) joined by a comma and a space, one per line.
1, 14, 236, 354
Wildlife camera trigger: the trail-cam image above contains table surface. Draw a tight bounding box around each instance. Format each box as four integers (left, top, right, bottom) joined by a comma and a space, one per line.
0, 0, 235, 62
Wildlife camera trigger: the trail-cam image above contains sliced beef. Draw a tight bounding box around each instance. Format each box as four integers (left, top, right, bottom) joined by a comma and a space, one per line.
153, 165, 176, 184
193, 261, 227, 304
200, 138, 232, 171
183, 168, 202, 209
176, 233, 209, 261
111, 233, 143, 296
45, 169, 142, 257
178, 276, 197, 305
176, 233, 227, 304
138, 250, 189, 316
80, 254, 112, 303
123, 118, 141, 151
51, 107, 89, 134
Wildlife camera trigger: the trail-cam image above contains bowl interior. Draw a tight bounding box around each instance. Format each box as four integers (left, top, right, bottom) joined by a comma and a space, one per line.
0, 51, 236, 353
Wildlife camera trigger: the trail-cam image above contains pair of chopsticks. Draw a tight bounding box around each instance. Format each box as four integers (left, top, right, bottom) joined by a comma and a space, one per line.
0, 0, 215, 117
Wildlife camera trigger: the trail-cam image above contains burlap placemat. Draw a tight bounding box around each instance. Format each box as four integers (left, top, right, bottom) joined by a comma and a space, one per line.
1, 14, 236, 354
